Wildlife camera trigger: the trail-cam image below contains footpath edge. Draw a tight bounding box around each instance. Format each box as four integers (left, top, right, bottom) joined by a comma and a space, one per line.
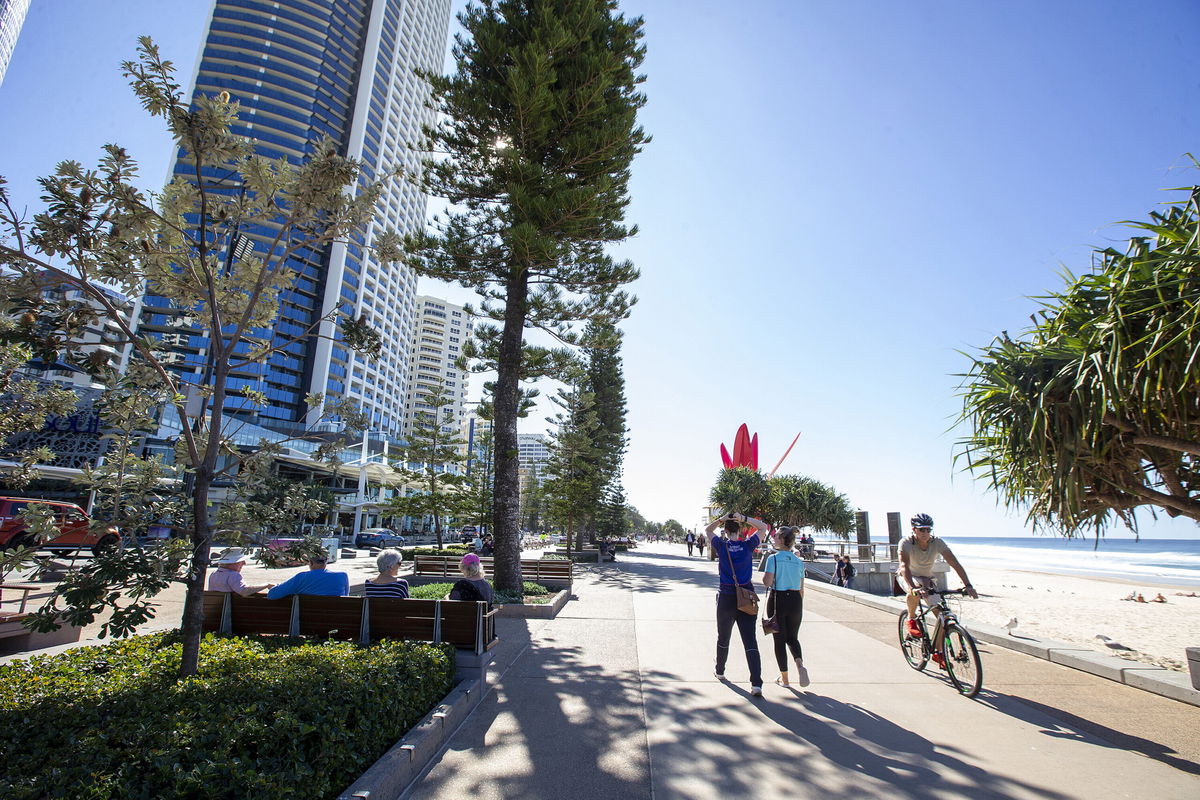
807, 580, 1200, 708
337, 675, 485, 800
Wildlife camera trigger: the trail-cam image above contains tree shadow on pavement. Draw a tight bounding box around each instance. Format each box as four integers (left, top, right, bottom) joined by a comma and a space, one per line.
407, 621, 655, 799
647, 682, 1076, 800
972, 690, 1200, 776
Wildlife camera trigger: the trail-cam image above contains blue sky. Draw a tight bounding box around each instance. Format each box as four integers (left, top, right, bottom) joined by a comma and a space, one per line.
2, 1, 1199, 539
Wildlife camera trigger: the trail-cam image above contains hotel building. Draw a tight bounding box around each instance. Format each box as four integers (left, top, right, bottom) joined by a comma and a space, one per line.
137, 0, 453, 441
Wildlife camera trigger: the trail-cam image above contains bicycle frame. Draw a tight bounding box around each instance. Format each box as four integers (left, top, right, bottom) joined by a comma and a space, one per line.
900, 587, 983, 697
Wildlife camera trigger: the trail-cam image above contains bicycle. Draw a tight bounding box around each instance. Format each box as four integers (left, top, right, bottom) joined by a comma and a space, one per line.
898, 586, 983, 698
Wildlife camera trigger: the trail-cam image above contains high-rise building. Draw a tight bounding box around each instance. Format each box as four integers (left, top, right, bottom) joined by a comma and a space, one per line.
0, 0, 29, 88
138, 0, 453, 440
404, 295, 473, 437
25, 278, 134, 391
517, 433, 551, 488
0, 0, 30, 87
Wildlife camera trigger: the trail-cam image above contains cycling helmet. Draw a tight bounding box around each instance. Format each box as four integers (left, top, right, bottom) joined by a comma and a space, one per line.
910, 513, 934, 528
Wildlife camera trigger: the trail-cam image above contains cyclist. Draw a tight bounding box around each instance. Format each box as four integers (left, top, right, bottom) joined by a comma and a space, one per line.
899, 514, 977, 647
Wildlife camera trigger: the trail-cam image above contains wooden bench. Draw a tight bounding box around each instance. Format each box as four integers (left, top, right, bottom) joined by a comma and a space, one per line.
0, 584, 84, 656
411, 555, 573, 587
200, 591, 498, 655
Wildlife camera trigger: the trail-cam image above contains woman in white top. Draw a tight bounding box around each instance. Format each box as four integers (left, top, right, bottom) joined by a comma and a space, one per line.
365, 549, 410, 598
761, 527, 809, 687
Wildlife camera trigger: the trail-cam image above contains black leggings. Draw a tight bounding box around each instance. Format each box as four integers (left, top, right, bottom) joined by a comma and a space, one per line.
766, 589, 803, 671
715, 591, 762, 686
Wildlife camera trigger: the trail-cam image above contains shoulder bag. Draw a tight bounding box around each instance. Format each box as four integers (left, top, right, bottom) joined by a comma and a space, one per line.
761, 552, 780, 634
723, 539, 759, 615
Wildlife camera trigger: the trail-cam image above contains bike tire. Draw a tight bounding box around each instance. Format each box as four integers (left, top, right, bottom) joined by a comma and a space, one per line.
943, 623, 983, 697
898, 611, 928, 671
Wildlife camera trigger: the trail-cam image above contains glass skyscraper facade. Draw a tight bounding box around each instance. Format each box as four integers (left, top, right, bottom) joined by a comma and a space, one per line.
139, 0, 452, 438
0, 0, 31, 87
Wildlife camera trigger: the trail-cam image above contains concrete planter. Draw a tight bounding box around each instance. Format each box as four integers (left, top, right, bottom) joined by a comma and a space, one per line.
494, 589, 570, 619
336, 676, 486, 800
1188, 647, 1200, 690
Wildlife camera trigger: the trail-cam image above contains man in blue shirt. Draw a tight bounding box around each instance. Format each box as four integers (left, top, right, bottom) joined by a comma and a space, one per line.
266, 553, 350, 599
705, 511, 769, 696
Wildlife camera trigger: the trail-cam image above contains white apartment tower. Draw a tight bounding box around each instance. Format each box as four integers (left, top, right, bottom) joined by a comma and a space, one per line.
0, 0, 30, 87
404, 295, 474, 438
517, 433, 551, 487
139, 0, 454, 440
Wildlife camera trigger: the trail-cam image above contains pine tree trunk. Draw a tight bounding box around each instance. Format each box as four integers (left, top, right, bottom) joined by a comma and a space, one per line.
491, 274, 526, 595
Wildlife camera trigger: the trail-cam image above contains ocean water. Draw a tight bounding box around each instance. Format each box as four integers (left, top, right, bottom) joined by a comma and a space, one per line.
924, 536, 1200, 588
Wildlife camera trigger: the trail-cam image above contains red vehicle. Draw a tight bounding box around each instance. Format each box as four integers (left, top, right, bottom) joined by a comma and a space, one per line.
0, 497, 120, 556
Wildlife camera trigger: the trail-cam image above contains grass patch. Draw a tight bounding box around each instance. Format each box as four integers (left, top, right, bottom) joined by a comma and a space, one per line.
0, 631, 454, 799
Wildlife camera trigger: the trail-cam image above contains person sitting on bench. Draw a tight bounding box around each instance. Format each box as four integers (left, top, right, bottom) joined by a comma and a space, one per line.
267, 552, 349, 599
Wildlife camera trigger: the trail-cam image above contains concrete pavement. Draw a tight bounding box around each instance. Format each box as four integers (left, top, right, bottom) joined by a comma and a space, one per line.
403, 542, 1200, 800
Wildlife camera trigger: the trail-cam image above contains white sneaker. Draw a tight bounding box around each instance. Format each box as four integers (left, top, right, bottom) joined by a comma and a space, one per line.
750, 685, 763, 697
794, 663, 811, 688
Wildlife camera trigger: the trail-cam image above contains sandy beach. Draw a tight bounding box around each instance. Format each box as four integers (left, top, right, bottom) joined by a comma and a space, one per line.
959, 565, 1200, 672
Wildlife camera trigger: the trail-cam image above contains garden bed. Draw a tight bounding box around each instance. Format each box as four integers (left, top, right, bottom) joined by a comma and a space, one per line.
0, 631, 455, 799
407, 580, 556, 604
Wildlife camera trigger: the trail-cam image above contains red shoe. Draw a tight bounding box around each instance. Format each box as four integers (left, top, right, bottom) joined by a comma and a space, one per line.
932, 652, 946, 670
906, 619, 922, 638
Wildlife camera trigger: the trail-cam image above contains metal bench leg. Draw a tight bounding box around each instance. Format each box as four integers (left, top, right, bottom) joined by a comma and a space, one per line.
359, 597, 371, 645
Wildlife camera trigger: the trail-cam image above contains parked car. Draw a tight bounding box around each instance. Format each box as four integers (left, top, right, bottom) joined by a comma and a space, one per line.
0, 497, 120, 556
355, 528, 405, 549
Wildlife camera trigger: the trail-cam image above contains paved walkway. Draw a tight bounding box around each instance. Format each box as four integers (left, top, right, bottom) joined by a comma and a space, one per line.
403, 543, 1200, 800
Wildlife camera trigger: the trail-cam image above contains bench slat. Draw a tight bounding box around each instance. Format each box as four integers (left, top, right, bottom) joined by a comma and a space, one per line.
200, 591, 495, 652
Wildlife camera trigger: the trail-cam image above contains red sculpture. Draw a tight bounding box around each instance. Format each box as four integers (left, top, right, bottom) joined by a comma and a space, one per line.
720, 423, 758, 470
721, 424, 802, 477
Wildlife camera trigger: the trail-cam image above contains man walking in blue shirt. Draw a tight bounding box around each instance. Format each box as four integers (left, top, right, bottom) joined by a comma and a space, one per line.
266, 552, 350, 599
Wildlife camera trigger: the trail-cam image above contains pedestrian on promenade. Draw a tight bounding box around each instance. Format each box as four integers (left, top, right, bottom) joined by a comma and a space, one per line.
706, 511, 769, 696
762, 526, 809, 687
843, 557, 856, 590
266, 551, 349, 599
685, 530, 696, 556
696, 533, 706, 558
834, 555, 847, 586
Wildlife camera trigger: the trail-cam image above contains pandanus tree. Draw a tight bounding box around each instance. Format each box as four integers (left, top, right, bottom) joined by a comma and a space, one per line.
957, 175, 1200, 535
709, 466, 772, 520
768, 474, 855, 536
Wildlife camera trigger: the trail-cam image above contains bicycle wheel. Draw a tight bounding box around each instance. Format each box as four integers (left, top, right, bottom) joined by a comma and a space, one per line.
898, 611, 928, 670
943, 623, 983, 697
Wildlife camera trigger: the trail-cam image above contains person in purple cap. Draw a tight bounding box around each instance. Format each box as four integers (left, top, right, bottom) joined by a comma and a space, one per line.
449, 552, 493, 606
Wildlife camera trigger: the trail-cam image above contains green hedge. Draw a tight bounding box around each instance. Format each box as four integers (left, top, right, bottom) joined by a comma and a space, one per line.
410, 581, 552, 602
0, 632, 454, 799
398, 544, 470, 560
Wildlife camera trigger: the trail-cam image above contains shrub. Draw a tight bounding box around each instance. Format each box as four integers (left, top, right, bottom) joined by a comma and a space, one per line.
0, 632, 454, 799
409, 582, 455, 599
400, 545, 470, 560
409, 581, 552, 603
